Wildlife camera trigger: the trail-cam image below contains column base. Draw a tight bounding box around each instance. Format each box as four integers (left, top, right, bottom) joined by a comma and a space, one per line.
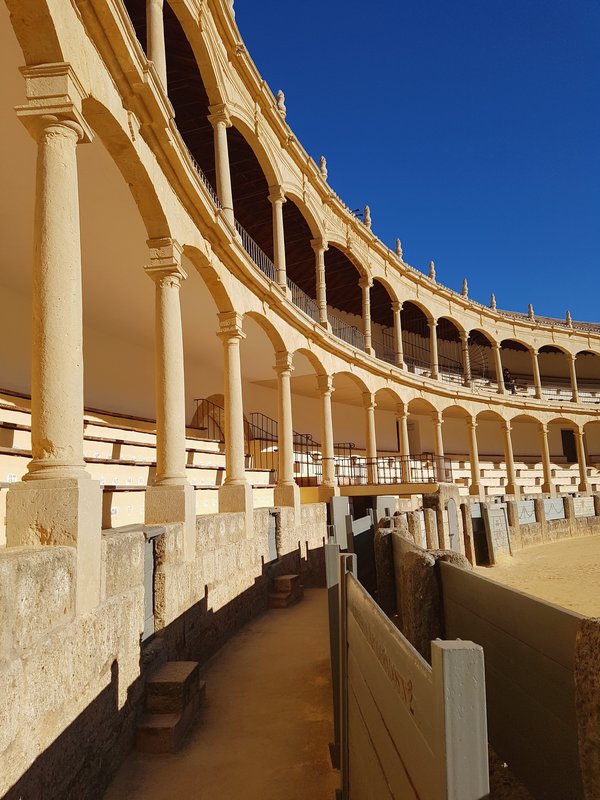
504, 483, 520, 498
218, 481, 253, 536
274, 482, 300, 517
146, 482, 196, 561
6, 477, 102, 614
469, 484, 482, 498
541, 482, 556, 496
579, 482, 591, 495
318, 483, 339, 502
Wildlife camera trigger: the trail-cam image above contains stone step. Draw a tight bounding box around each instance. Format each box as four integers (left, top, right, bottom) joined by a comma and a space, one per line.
269, 574, 303, 608
135, 700, 200, 754
145, 660, 202, 714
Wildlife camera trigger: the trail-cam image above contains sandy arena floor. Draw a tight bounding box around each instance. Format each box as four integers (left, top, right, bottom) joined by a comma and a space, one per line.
476, 535, 600, 617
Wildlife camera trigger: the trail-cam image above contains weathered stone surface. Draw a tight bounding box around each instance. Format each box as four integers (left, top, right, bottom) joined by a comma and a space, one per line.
574, 617, 600, 798
102, 529, 145, 600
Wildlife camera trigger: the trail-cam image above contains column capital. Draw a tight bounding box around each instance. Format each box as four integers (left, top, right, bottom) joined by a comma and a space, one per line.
362, 391, 376, 411
568, 352, 577, 363
491, 339, 501, 351
501, 420, 512, 433
145, 238, 186, 284
208, 103, 232, 127
391, 300, 404, 313
316, 374, 334, 395
428, 317, 438, 329
539, 422, 549, 435
529, 345, 539, 356
432, 411, 444, 425
268, 185, 286, 205
16, 63, 93, 143
358, 276, 373, 290
395, 405, 409, 422
459, 329, 469, 343
310, 237, 329, 255
274, 350, 294, 375
468, 418, 478, 431
218, 311, 245, 341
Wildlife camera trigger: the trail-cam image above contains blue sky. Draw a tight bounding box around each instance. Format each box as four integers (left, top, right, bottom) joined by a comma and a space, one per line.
235, 0, 600, 322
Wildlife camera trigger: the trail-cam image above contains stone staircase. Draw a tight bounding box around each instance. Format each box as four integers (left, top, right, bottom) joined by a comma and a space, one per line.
135, 661, 205, 754
268, 574, 304, 608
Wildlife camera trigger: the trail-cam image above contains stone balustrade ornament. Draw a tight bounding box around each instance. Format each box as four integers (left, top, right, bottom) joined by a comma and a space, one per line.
490, 293, 496, 310
566, 310, 573, 327
428, 260, 436, 281
364, 205, 371, 229
276, 90, 286, 118
319, 156, 328, 179
462, 278, 468, 297
396, 238, 403, 258
528, 303, 535, 320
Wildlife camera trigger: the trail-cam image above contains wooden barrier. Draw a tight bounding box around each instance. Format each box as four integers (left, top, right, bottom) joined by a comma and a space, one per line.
338, 554, 489, 799
439, 561, 586, 799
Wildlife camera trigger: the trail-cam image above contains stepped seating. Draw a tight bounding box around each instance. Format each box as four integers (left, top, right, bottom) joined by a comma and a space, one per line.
136, 661, 205, 754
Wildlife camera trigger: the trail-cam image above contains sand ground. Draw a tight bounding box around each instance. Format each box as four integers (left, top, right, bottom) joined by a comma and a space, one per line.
104, 589, 339, 800
476, 534, 600, 617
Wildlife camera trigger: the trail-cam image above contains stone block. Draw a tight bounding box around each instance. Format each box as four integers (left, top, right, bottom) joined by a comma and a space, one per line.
102, 529, 145, 600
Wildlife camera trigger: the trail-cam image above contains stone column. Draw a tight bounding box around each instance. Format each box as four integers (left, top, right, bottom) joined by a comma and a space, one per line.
575, 426, 591, 494
269, 185, 287, 287
392, 301, 405, 369
460, 330, 472, 386
311, 238, 329, 328
146, 0, 168, 89
429, 319, 439, 380
274, 351, 300, 512
317, 374, 338, 494
467, 418, 482, 497
8, 65, 101, 614
568, 353, 579, 403
501, 421, 519, 497
539, 423, 555, 496
363, 392, 378, 483
359, 276, 374, 354
208, 104, 234, 224
530, 347, 542, 399
397, 407, 411, 483
218, 312, 253, 527
492, 341, 506, 394
433, 411, 445, 483
144, 240, 195, 559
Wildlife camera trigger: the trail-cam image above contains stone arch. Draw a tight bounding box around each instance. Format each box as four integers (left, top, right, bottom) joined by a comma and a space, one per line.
228, 113, 281, 188
243, 310, 287, 354
284, 190, 324, 239
4, 0, 64, 64
183, 245, 235, 314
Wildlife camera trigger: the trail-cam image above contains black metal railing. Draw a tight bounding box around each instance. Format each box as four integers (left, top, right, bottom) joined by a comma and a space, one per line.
330, 314, 365, 350
286, 277, 321, 324
192, 398, 225, 442
334, 453, 453, 486
234, 222, 277, 282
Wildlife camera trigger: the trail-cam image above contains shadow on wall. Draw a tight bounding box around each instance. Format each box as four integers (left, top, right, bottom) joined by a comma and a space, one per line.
3, 538, 327, 800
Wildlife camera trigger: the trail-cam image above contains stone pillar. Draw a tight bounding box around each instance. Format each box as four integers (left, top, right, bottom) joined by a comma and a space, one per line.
311, 238, 329, 328
146, 0, 168, 89
568, 353, 579, 403
501, 420, 519, 497
274, 351, 300, 512
217, 312, 253, 527
363, 392, 378, 484
208, 104, 234, 224
8, 65, 101, 614
539, 422, 555, 496
359, 276, 374, 354
492, 341, 506, 394
144, 240, 195, 559
269, 185, 287, 287
397, 406, 411, 483
317, 374, 338, 494
392, 301, 405, 369
429, 319, 439, 380
433, 411, 445, 483
460, 331, 472, 386
467, 418, 482, 497
530, 347, 542, 399
575, 426, 591, 494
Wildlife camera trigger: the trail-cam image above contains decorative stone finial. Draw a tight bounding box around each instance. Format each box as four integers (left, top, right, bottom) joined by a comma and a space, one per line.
395, 238, 403, 259
528, 303, 535, 320
490, 292, 496, 310
363, 205, 371, 229
228, 0, 235, 16
276, 90, 286, 118
461, 278, 468, 297
319, 156, 328, 179
428, 260, 436, 281
566, 310, 573, 327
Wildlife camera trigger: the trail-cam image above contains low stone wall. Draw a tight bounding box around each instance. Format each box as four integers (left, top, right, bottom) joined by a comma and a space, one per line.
1, 503, 327, 799
1, 530, 145, 799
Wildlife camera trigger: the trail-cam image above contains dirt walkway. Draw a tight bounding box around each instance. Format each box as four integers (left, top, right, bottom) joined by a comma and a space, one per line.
476, 535, 600, 616
104, 589, 339, 800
